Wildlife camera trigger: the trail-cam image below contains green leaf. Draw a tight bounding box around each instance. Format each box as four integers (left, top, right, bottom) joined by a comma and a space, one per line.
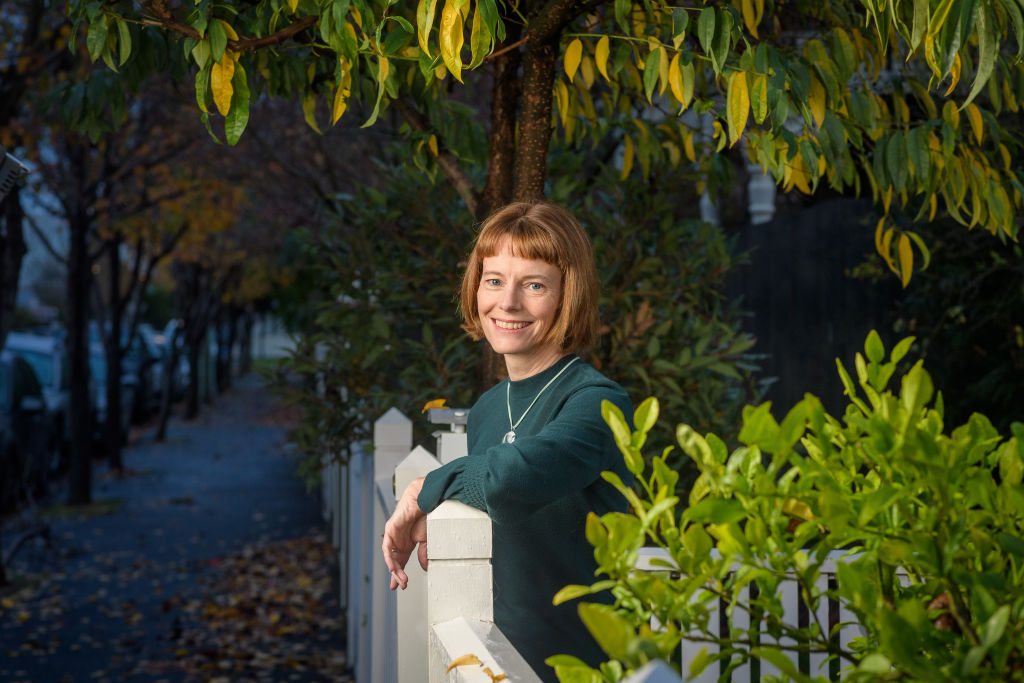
552, 584, 595, 605
890, 336, 915, 364
963, 2, 996, 108
900, 361, 934, 416
225, 61, 250, 145
577, 603, 634, 661
910, 0, 929, 51
87, 14, 109, 62
209, 18, 227, 63
697, 7, 716, 64
687, 497, 745, 524
117, 18, 132, 66
980, 605, 1009, 648
710, 8, 733, 75
633, 397, 659, 438
602, 399, 631, 452
643, 49, 660, 103
672, 7, 689, 47
865, 329, 885, 363
738, 402, 780, 449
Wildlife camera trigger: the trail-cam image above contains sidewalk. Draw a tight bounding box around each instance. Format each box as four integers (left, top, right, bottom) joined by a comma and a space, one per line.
0, 374, 347, 682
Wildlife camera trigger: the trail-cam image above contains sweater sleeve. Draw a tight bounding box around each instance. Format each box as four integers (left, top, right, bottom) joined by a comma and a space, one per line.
417, 384, 631, 525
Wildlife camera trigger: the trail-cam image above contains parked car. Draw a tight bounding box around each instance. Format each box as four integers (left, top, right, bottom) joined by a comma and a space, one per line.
0, 350, 54, 511
89, 343, 136, 450
3, 331, 71, 473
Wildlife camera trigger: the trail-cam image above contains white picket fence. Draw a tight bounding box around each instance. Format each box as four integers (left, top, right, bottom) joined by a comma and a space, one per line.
320, 408, 872, 682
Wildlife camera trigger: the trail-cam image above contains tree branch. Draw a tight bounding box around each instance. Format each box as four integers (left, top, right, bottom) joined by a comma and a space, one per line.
391, 97, 480, 218
22, 211, 68, 265
137, 2, 317, 53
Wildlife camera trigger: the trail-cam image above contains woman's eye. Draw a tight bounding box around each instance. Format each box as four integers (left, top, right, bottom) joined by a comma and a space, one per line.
486, 279, 502, 287
527, 282, 544, 292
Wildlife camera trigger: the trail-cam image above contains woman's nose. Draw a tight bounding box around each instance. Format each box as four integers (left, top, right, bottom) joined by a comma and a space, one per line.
499, 287, 521, 310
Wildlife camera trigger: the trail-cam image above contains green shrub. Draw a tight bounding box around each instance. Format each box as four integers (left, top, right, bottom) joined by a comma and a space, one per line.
553, 331, 1024, 682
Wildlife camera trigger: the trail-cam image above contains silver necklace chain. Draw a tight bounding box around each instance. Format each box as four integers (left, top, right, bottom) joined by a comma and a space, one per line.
502, 357, 579, 444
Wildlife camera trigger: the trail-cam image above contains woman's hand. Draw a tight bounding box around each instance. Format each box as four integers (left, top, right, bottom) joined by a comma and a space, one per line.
382, 477, 428, 590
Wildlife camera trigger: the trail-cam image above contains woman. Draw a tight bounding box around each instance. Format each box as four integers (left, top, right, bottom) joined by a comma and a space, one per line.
382, 202, 632, 680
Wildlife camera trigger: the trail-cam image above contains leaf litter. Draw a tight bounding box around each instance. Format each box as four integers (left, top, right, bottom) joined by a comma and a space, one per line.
2, 532, 348, 682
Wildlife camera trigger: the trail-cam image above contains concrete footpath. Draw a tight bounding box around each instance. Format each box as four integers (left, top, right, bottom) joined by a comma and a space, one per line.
0, 374, 348, 683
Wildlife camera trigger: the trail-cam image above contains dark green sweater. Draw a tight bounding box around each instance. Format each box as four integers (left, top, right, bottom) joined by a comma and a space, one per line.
418, 355, 633, 681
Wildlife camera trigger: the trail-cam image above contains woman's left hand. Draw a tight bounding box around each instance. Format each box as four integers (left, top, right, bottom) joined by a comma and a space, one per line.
382, 477, 428, 590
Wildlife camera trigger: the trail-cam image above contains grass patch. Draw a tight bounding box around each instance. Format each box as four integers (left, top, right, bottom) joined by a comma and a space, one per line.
39, 498, 123, 519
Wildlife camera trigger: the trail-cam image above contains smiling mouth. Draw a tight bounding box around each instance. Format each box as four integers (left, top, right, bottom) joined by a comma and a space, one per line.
494, 319, 531, 330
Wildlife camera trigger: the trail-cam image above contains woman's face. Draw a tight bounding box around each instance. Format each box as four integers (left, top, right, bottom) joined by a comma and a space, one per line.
477, 239, 563, 378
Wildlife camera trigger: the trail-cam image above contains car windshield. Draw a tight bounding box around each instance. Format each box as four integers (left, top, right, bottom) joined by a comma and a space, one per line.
17, 350, 53, 387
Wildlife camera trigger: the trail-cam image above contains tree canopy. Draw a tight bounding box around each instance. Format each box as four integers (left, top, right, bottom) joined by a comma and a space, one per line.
69, 0, 1024, 281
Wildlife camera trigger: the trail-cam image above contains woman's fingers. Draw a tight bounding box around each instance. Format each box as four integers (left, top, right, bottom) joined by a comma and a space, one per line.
382, 478, 429, 590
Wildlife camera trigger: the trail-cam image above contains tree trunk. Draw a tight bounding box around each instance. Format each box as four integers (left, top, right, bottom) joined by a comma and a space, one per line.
105, 236, 125, 472
185, 338, 200, 419
478, 26, 523, 219
238, 308, 253, 375
0, 184, 27, 349
66, 145, 92, 505
155, 324, 181, 441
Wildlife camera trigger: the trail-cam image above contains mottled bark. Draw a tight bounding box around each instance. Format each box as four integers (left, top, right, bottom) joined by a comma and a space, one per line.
479, 25, 523, 220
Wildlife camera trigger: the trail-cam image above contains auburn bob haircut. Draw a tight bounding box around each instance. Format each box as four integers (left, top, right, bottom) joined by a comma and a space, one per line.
460, 202, 600, 354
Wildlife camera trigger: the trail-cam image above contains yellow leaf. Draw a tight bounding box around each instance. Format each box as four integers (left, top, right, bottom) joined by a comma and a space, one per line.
564, 38, 582, 83
286, 0, 298, 12
555, 79, 569, 127
874, 216, 885, 255
781, 498, 815, 520
217, 19, 239, 41
657, 46, 669, 96
726, 70, 749, 147
966, 102, 983, 144
668, 53, 685, 109
929, 193, 937, 221
999, 143, 1011, 170
422, 398, 447, 413
439, 0, 465, 82
882, 185, 894, 213
580, 56, 594, 89
898, 233, 913, 287
595, 36, 610, 82
944, 52, 961, 96
620, 135, 634, 180
683, 129, 696, 162
332, 57, 352, 125
942, 99, 960, 131
741, 0, 759, 37
211, 53, 236, 117
447, 654, 483, 673
879, 227, 895, 272
808, 74, 825, 128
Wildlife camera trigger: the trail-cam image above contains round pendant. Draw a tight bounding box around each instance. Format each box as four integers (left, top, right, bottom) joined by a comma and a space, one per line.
502, 430, 516, 444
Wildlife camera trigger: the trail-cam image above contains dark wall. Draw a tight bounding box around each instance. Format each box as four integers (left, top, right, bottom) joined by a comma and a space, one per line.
728, 198, 901, 416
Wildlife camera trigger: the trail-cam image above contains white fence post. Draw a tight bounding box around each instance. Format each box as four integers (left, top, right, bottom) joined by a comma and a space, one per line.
427, 500, 494, 683
370, 408, 413, 683
348, 446, 373, 683
396, 446, 443, 683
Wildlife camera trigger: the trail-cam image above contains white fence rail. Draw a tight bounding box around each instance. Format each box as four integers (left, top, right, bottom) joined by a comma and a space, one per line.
320, 408, 876, 682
